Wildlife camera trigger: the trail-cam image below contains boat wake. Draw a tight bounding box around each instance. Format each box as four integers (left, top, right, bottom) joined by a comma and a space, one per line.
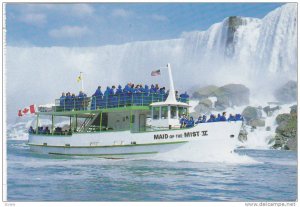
148, 141, 260, 164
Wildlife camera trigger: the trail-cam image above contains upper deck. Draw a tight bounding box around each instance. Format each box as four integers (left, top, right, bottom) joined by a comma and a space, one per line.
52, 92, 189, 114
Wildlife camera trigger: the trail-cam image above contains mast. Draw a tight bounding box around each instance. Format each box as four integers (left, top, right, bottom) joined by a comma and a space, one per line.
165, 63, 177, 103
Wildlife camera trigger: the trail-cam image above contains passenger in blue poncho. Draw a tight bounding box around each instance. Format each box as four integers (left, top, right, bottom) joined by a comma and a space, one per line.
65, 92, 72, 111
103, 86, 111, 106
110, 86, 116, 95
180, 115, 188, 128
116, 85, 123, 95
144, 85, 149, 95
110, 86, 118, 107
77, 91, 86, 110
155, 84, 160, 93
93, 86, 103, 97
91, 86, 103, 110
71, 93, 76, 110
150, 84, 156, 94
159, 87, 166, 101
215, 114, 221, 122
104, 86, 111, 96
123, 84, 132, 105
202, 115, 207, 123
235, 114, 243, 121
28, 126, 35, 134
207, 114, 215, 122
115, 85, 124, 106
195, 115, 202, 124
60, 92, 66, 107
180, 92, 189, 103
220, 112, 227, 121
186, 117, 194, 128
227, 114, 236, 121
143, 85, 150, 105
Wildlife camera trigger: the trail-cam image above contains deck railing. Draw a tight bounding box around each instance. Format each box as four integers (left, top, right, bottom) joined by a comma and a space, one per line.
54, 93, 189, 112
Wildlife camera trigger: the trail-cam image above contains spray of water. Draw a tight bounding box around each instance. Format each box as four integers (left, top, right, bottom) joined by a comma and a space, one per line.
6, 3, 297, 124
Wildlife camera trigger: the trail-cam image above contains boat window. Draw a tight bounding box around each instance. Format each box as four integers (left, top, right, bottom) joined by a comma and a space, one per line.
171, 106, 177, 119
161, 106, 168, 119
131, 115, 135, 123
178, 107, 187, 117
153, 107, 159, 120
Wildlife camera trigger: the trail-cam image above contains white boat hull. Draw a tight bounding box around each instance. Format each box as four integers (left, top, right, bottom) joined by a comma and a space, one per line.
28, 121, 242, 157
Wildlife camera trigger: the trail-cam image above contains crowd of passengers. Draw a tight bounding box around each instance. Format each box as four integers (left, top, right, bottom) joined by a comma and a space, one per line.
180, 112, 243, 128
28, 126, 72, 135
59, 91, 88, 111
59, 83, 190, 110
28, 112, 243, 134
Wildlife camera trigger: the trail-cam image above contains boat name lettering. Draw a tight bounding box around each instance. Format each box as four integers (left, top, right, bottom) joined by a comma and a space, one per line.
202, 130, 208, 136
154, 134, 169, 139
154, 131, 208, 140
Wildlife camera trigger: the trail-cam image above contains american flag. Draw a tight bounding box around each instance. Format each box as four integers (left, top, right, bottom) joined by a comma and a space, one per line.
151, 69, 161, 76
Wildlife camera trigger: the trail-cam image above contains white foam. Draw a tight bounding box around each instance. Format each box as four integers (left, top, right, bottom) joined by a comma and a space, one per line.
150, 141, 260, 164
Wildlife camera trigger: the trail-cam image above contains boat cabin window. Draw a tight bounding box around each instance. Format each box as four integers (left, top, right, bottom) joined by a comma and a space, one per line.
171, 106, 177, 119
153, 107, 159, 120
178, 107, 187, 117
161, 106, 168, 119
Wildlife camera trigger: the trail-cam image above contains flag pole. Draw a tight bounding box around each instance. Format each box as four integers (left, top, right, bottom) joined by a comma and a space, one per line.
80, 72, 84, 92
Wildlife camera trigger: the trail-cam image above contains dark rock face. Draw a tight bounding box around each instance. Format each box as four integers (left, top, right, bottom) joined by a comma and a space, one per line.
225, 16, 243, 57
276, 113, 290, 125
192, 85, 219, 100
242, 106, 264, 127
290, 105, 297, 115
238, 126, 248, 142
194, 98, 213, 114
273, 105, 297, 150
214, 84, 250, 110
242, 106, 262, 121
249, 119, 265, 127
263, 106, 281, 117
274, 80, 297, 103
191, 84, 250, 114
192, 84, 250, 111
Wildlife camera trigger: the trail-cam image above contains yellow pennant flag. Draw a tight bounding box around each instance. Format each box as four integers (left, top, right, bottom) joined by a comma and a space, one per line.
77, 73, 82, 82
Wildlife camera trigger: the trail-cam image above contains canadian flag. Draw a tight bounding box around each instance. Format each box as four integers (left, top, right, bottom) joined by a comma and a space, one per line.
18, 104, 36, 117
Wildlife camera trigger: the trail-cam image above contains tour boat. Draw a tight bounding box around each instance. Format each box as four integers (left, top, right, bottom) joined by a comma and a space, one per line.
28, 64, 243, 157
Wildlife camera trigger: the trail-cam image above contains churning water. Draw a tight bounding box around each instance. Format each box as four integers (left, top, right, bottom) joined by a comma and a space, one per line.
7, 139, 297, 201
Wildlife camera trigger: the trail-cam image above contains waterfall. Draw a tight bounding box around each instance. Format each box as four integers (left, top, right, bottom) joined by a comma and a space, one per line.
6, 3, 297, 124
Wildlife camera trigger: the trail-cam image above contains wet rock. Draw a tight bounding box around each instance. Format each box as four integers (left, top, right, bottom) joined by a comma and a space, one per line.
273, 106, 297, 150
189, 112, 202, 120
286, 138, 297, 151
265, 126, 271, 131
198, 99, 213, 108
276, 113, 290, 125
192, 85, 218, 99
242, 106, 262, 123
192, 84, 250, 110
290, 105, 297, 115
214, 84, 250, 109
274, 80, 297, 103
194, 99, 212, 114
225, 16, 243, 57
248, 119, 265, 127
238, 126, 248, 142
263, 106, 281, 116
